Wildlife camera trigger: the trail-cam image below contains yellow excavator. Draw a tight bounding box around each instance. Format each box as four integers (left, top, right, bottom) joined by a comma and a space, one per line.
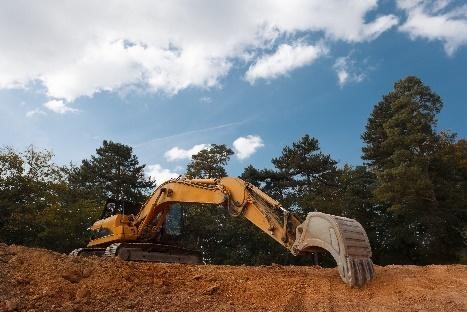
71, 176, 375, 287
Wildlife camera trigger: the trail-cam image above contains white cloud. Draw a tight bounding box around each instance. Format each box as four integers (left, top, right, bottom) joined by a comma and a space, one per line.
43, 100, 78, 114
233, 135, 264, 160
164, 144, 210, 162
0, 1, 398, 101
398, 0, 467, 55
199, 96, 212, 104
145, 164, 179, 185
333, 56, 366, 87
25, 108, 46, 118
245, 43, 328, 83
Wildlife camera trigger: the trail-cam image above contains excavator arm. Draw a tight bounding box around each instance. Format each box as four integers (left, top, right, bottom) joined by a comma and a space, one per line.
132, 177, 302, 250
81, 177, 375, 287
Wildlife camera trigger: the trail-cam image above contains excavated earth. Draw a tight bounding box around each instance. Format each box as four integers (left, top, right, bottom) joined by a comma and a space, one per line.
0, 244, 466, 312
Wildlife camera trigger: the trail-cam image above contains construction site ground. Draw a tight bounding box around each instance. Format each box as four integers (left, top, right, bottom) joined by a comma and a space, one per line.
1, 244, 466, 312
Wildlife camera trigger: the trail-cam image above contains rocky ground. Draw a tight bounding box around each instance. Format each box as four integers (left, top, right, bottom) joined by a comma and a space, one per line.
0, 244, 466, 312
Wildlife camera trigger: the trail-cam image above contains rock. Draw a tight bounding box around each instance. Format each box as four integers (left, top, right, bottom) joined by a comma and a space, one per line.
61, 302, 80, 312
13, 275, 30, 285
76, 286, 91, 300
4, 300, 18, 311
192, 274, 203, 280
81, 267, 93, 278
161, 286, 171, 295
125, 302, 136, 309
202, 285, 220, 295
62, 270, 82, 283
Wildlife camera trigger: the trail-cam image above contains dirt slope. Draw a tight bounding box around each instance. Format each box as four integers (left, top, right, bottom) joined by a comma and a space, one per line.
1, 244, 466, 312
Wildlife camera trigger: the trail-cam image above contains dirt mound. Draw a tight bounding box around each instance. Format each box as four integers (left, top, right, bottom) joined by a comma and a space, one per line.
1, 244, 466, 312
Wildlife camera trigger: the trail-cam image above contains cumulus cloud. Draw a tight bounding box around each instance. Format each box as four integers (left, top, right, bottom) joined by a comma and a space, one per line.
245, 43, 327, 83
333, 55, 366, 87
233, 135, 264, 160
25, 108, 46, 118
164, 144, 210, 161
398, 0, 467, 55
43, 100, 78, 114
0, 1, 398, 102
145, 164, 179, 185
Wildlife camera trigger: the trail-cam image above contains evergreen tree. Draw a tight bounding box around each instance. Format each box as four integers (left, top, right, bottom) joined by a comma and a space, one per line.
181, 144, 299, 265
362, 76, 465, 263
181, 144, 234, 263
272, 134, 338, 216
70, 140, 154, 203
186, 144, 233, 178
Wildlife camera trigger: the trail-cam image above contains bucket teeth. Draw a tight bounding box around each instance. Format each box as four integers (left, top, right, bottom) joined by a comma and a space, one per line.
69, 248, 83, 256
346, 257, 374, 288
292, 212, 375, 287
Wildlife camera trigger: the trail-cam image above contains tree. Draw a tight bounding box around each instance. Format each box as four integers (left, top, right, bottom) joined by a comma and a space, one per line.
0, 146, 99, 251
181, 144, 236, 263
70, 140, 154, 203
236, 135, 341, 266
239, 165, 318, 265
362, 76, 466, 264
272, 134, 338, 216
428, 135, 467, 263
186, 144, 233, 178
0, 146, 62, 246
362, 76, 442, 170
240, 165, 292, 205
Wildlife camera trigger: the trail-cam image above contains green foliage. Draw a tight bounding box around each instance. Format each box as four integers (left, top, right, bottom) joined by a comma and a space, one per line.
0, 146, 60, 245
186, 144, 234, 179
362, 76, 442, 170
362, 76, 466, 264
0, 146, 100, 251
0, 141, 153, 252
1, 76, 464, 266
181, 144, 236, 262
235, 135, 341, 266
70, 140, 154, 203
240, 165, 292, 204
269, 134, 338, 216
180, 144, 303, 265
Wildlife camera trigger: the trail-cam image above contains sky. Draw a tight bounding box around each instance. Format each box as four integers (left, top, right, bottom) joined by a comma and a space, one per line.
0, 0, 466, 184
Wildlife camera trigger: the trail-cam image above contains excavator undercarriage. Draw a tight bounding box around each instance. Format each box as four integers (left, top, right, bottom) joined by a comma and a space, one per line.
71, 177, 375, 287
71, 243, 201, 264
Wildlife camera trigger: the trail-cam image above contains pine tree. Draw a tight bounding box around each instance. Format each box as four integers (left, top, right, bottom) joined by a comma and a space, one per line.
272, 134, 338, 215
70, 140, 154, 203
362, 76, 465, 263
186, 144, 233, 178
181, 144, 235, 263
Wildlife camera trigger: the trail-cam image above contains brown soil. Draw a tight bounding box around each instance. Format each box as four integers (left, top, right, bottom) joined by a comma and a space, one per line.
1, 244, 466, 312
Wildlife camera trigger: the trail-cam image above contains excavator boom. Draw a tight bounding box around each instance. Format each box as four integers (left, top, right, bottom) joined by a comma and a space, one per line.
73, 177, 374, 287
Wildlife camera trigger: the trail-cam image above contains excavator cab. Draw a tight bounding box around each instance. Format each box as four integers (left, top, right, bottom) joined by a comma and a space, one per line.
160, 203, 183, 239
99, 199, 141, 220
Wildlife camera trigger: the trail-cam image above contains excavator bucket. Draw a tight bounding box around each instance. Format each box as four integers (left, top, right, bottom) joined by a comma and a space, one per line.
292, 212, 374, 287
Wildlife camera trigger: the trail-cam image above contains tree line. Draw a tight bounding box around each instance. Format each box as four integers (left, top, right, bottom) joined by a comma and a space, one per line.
0, 76, 465, 265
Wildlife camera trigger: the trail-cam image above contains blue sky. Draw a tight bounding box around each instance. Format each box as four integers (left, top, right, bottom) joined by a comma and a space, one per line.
0, 0, 466, 183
